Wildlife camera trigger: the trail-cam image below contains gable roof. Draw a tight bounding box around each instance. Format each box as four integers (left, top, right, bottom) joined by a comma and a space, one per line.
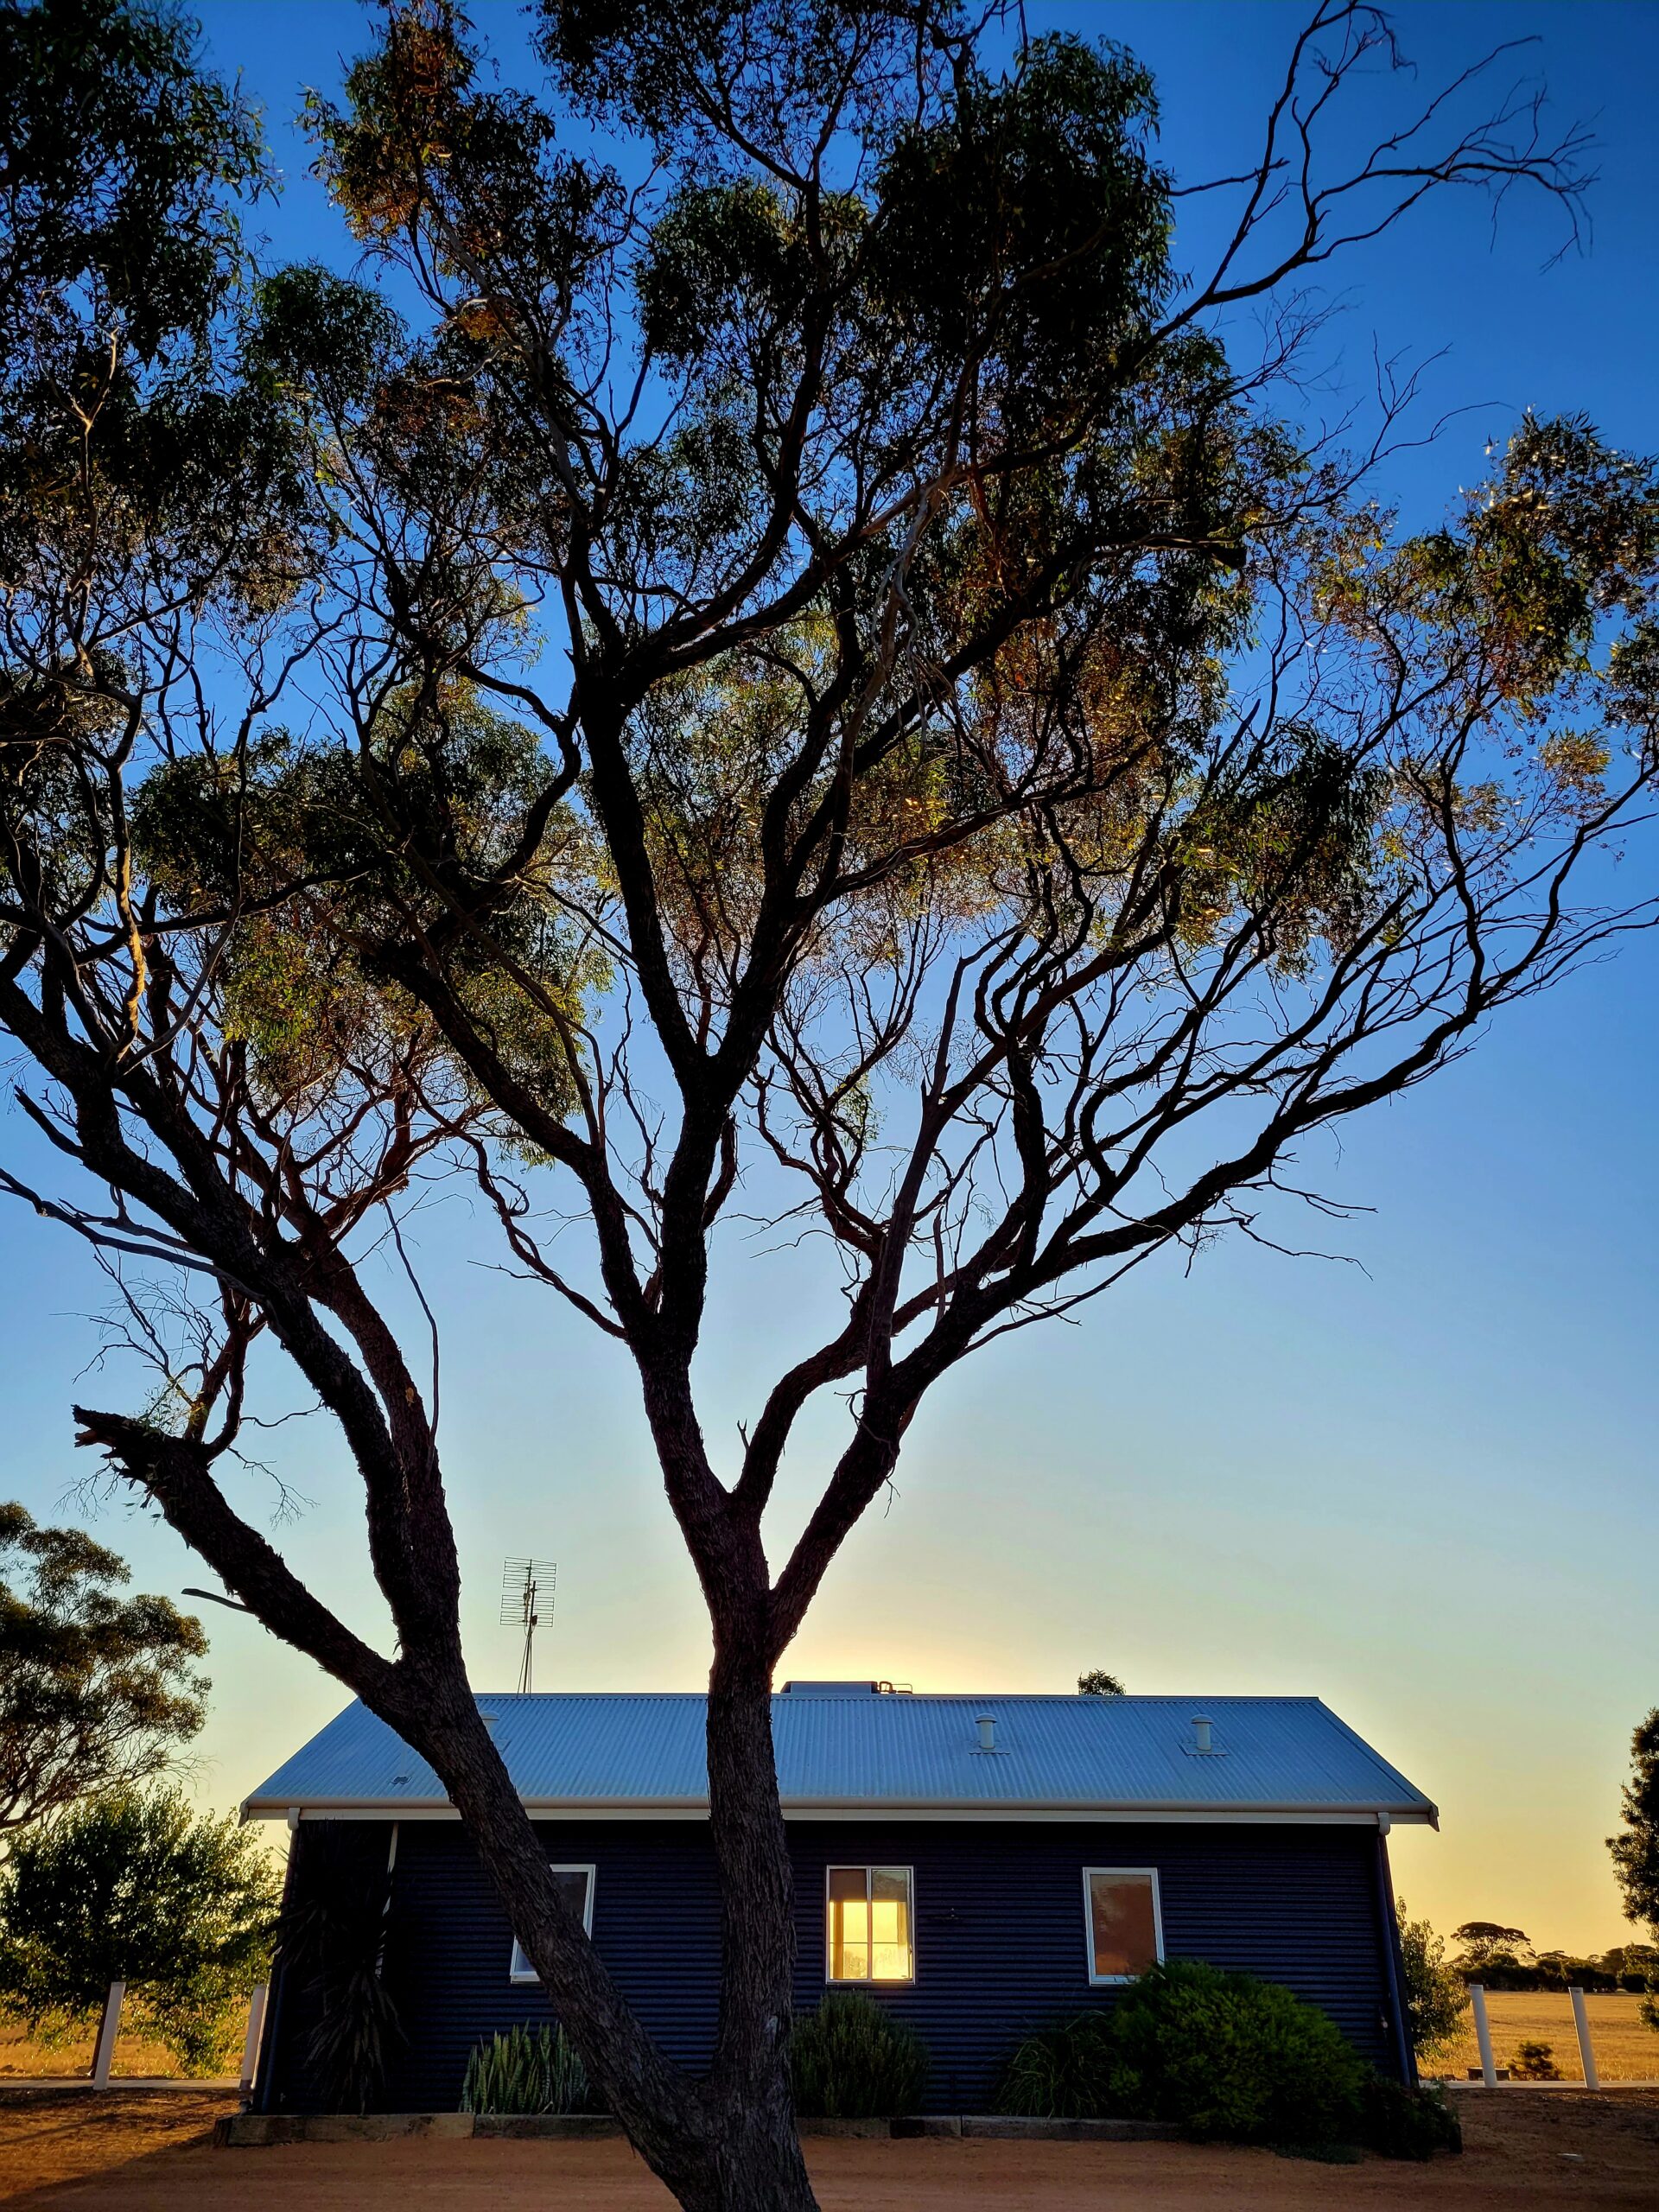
243, 1692, 1436, 1827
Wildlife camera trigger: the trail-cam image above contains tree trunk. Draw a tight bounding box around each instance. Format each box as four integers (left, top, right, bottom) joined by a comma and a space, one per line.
408, 1655, 819, 2212
698, 1624, 817, 2211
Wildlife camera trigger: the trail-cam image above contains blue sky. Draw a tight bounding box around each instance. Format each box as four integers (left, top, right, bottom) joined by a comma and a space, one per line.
3, 0, 1656, 1952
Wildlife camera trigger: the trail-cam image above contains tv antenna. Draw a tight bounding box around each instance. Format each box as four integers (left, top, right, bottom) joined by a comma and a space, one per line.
500, 1557, 556, 1694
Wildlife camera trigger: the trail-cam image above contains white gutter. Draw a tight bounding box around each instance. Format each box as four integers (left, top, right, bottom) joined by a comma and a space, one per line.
242, 1794, 1439, 1829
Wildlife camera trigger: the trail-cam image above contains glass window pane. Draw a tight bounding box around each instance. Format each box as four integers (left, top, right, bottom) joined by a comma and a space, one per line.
508, 1868, 592, 1980
552, 1868, 591, 1927
869, 1866, 912, 1981
827, 1867, 868, 1981
1088, 1872, 1159, 1980
827, 1866, 912, 1982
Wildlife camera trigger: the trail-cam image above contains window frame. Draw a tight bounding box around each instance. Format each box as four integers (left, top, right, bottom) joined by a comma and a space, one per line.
823, 1862, 916, 1986
507, 1863, 596, 1985
1081, 1865, 1165, 1986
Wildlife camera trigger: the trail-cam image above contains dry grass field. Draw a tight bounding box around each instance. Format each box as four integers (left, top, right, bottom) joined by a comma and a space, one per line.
0, 2001, 249, 2083
1427, 1993, 1659, 2082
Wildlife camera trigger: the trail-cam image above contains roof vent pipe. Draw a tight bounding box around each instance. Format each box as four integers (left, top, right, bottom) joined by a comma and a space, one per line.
976, 1713, 997, 1753
1192, 1715, 1214, 1755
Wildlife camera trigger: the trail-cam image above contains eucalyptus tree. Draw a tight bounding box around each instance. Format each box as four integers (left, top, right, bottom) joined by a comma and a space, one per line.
0, 1503, 207, 1840
3, 3, 1656, 2205
1611, 1711, 1659, 1947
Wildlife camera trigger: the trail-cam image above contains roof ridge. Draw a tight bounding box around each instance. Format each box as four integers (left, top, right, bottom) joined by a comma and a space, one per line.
465, 1690, 1329, 1701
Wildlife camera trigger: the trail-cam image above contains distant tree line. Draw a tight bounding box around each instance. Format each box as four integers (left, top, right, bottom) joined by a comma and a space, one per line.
1448, 1921, 1659, 1996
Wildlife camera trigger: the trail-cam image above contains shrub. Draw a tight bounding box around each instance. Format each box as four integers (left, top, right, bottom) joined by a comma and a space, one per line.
274, 1824, 404, 2113
1103, 1960, 1368, 2144
461, 2023, 589, 2114
1360, 2076, 1463, 2159
1510, 2040, 1562, 2080
789, 1991, 929, 2118
1395, 1899, 1468, 2058
995, 2012, 1116, 2118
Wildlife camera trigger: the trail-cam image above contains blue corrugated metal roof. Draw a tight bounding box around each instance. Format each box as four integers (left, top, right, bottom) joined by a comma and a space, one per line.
243, 1693, 1435, 1824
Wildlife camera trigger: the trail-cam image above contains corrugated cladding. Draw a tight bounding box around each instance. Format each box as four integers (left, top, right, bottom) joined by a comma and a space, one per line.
245, 1692, 1433, 1818
259, 1815, 1399, 2115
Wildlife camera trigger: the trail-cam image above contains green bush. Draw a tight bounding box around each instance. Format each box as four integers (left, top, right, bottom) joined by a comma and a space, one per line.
1103, 1961, 1369, 2144
1395, 1899, 1468, 2059
995, 2012, 1116, 2118
789, 1991, 929, 2118
1510, 2039, 1562, 2080
992, 1967, 1461, 2160
1360, 2076, 1463, 2159
0, 1788, 278, 2076
461, 2023, 590, 2114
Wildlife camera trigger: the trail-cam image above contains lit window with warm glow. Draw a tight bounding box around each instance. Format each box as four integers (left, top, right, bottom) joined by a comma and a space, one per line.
1084, 1867, 1162, 1984
826, 1865, 913, 1982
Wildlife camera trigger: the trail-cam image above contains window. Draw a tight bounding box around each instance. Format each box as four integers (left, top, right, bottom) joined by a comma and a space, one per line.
508, 1865, 595, 1983
1083, 1867, 1163, 1984
825, 1865, 913, 1983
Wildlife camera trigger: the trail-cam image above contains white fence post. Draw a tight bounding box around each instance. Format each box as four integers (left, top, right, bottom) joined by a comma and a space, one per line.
1470, 1983, 1497, 2087
240, 1982, 269, 2093
92, 1981, 124, 2089
1568, 1986, 1600, 2090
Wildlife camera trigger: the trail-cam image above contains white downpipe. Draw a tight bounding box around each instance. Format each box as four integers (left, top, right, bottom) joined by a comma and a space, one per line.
1470, 1983, 1497, 2087
92, 1981, 124, 2089
1568, 1986, 1600, 2090
240, 1982, 270, 2093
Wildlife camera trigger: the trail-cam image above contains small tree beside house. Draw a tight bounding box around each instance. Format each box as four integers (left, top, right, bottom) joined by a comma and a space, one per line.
1609, 1707, 1659, 2027
1395, 1901, 1467, 2059
0, 1787, 279, 2074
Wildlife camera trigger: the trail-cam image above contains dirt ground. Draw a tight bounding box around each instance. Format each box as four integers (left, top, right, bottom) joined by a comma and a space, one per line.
4, 2089, 1659, 2210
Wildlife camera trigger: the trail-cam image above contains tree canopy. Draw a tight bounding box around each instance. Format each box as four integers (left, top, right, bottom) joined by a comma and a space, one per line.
0, 2, 1654, 2203
0, 1785, 278, 2070
0, 1502, 207, 1840
1610, 1710, 1659, 1935
1395, 1901, 1468, 2057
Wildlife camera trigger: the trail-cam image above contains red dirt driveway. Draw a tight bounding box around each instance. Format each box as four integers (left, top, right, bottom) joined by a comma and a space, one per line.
5, 2089, 1659, 2209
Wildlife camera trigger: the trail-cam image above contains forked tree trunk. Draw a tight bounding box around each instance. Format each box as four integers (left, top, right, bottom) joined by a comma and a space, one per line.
410, 1638, 818, 2212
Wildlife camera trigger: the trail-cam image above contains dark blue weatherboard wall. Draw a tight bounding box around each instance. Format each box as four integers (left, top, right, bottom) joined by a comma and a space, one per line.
258, 1816, 1402, 2113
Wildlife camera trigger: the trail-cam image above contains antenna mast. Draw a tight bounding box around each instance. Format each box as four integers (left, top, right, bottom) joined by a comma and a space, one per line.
500, 1557, 556, 1694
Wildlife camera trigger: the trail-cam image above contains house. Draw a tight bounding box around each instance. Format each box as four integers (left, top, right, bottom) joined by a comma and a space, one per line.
242, 1683, 1436, 2114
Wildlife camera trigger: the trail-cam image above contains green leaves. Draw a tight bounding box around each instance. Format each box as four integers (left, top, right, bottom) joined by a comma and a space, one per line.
462, 2023, 592, 2115
0, 1503, 207, 1840
865, 35, 1170, 425
789, 1989, 930, 2118
0, 0, 266, 368
1609, 1708, 1659, 1937
1103, 1960, 1370, 2144
0, 1786, 278, 2072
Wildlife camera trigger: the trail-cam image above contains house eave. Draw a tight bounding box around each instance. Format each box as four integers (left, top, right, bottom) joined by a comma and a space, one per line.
241, 1793, 1438, 1829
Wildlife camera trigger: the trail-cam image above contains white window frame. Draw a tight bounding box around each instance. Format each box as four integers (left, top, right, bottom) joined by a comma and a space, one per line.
1082, 1865, 1164, 1986
508, 1864, 596, 1984
823, 1863, 916, 1986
